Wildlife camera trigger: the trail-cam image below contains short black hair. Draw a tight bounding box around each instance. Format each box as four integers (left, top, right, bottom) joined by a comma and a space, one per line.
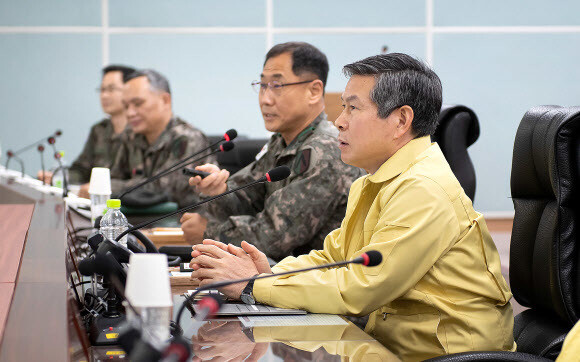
102, 65, 136, 83
125, 69, 171, 95
343, 53, 442, 137
265, 42, 329, 89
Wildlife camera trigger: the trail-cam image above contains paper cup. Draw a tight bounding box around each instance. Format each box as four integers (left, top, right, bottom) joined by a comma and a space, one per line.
88, 167, 111, 195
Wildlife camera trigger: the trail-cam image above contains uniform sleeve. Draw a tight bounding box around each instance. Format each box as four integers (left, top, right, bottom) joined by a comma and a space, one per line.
253, 176, 459, 316
109, 141, 134, 194
204, 152, 358, 260
68, 125, 97, 184
203, 161, 267, 222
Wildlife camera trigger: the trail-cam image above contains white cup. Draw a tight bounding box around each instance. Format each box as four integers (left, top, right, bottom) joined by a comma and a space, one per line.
89, 168, 112, 225
126, 254, 172, 344
88, 167, 112, 195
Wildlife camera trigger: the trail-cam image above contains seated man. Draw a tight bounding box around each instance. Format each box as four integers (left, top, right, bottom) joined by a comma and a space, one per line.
37, 64, 135, 192
181, 42, 362, 260
110, 69, 216, 207
189, 53, 516, 361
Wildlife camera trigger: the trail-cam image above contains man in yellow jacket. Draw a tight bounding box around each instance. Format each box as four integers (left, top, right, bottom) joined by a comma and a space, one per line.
189, 53, 516, 361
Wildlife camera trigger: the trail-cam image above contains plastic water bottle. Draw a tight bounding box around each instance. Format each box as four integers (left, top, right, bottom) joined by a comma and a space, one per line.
100, 199, 129, 247
52, 151, 69, 189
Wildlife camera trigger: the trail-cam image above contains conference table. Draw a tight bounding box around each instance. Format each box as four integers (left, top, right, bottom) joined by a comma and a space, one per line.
0, 169, 398, 361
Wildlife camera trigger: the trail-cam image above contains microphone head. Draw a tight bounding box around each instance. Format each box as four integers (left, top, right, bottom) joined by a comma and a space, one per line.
223, 129, 237, 142
361, 250, 382, 267
6, 150, 14, 157
163, 335, 191, 362
48, 137, 56, 145
88, 233, 104, 251
55, 130, 62, 137
265, 166, 291, 182
54, 151, 61, 159
220, 141, 235, 152
197, 294, 224, 317
78, 256, 96, 276
37, 145, 45, 152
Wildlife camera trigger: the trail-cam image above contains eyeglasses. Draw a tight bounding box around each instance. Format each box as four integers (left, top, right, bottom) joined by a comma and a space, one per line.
251, 79, 317, 94
96, 86, 123, 94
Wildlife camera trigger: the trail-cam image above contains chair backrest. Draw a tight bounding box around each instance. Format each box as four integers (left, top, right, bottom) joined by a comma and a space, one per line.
510, 105, 580, 324
431, 104, 480, 201
207, 135, 268, 174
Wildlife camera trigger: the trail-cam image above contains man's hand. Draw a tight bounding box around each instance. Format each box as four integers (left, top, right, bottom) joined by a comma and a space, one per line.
189, 243, 264, 299
188, 163, 229, 196
190, 240, 272, 275
78, 183, 90, 199
180, 212, 208, 244
37, 170, 53, 184
191, 321, 268, 362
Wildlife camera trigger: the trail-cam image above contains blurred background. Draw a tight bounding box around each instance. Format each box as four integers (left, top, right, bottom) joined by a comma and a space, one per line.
1, 0, 579, 213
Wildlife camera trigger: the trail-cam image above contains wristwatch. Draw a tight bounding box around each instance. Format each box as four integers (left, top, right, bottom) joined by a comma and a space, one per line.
240, 279, 256, 305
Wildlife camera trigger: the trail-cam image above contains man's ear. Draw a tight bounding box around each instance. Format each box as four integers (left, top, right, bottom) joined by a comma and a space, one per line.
308, 80, 324, 104
394, 105, 414, 138
161, 92, 172, 107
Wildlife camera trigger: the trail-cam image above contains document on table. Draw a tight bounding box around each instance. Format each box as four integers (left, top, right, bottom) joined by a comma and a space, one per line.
239, 314, 347, 327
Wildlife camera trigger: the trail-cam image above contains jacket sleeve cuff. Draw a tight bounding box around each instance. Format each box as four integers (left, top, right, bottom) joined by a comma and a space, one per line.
253, 273, 277, 305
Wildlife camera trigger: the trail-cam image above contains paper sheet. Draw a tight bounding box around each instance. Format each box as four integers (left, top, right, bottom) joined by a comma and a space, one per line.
239, 314, 347, 327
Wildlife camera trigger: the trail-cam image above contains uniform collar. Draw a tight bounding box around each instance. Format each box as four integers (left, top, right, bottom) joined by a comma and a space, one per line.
134, 116, 179, 152
273, 112, 326, 158
367, 136, 432, 184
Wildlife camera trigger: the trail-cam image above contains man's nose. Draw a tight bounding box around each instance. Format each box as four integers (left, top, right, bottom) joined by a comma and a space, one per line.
259, 89, 275, 106
334, 110, 347, 130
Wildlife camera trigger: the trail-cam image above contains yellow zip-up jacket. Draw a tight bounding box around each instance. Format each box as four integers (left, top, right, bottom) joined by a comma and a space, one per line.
254, 136, 516, 361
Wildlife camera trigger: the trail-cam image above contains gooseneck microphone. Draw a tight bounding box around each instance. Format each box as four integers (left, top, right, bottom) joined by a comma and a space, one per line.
118, 141, 234, 199
114, 165, 291, 242
5, 151, 25, 176
37, 145, 46, 185
51, 150, 69, 197
4, 130, 62, 168
175, 250, 383, 327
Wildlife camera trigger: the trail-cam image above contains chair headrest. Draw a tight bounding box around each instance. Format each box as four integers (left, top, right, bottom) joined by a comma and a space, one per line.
511, 105, 580, 202
437, 104, 480, 147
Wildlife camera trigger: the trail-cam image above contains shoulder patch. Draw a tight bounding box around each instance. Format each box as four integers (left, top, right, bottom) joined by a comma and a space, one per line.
255, 143, 268, 161
172, 138, 188, 158
293, 149, 311, 175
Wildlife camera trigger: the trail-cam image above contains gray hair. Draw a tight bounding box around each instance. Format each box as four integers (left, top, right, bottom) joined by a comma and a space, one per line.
126, 68, 171, 95
343, 53, 442, 137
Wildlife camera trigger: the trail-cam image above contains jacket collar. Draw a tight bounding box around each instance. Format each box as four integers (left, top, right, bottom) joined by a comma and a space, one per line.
367, 136, 432, 184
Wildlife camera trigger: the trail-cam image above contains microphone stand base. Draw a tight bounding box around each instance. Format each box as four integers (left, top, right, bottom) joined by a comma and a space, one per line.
88, 313, 127, 346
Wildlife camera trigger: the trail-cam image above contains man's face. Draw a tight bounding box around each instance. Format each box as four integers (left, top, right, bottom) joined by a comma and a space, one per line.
334, 75, 401, 173
259, 52, 313, 135
122, 76, 170, 135
100, 71, 124, 115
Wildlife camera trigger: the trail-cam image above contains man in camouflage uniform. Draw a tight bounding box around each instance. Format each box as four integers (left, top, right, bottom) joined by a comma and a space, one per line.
37, 65, 135, 189
110, 69, 216, 208
181, 42, 362, 260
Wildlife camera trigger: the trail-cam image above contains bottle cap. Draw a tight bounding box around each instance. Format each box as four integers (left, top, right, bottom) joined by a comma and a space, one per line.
106, 199, 121, 208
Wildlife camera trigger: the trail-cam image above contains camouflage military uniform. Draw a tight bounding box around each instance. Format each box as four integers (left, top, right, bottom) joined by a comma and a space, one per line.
110, 117, 216, 207
204, 113, 363, 260
68, 118, 126, 184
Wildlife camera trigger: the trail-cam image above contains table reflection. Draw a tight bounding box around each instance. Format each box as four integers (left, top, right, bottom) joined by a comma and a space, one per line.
188, 320, 401, 361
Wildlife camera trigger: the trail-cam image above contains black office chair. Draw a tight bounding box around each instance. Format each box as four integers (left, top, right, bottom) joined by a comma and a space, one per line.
219, 138, 268, 175
432, 105, 480, 201
425, 106, 580, 362
508, 105, 580, 359
208, 135, 268, 175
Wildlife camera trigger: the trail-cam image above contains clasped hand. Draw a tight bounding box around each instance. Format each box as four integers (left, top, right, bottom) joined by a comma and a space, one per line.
190, 239, 272, 300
